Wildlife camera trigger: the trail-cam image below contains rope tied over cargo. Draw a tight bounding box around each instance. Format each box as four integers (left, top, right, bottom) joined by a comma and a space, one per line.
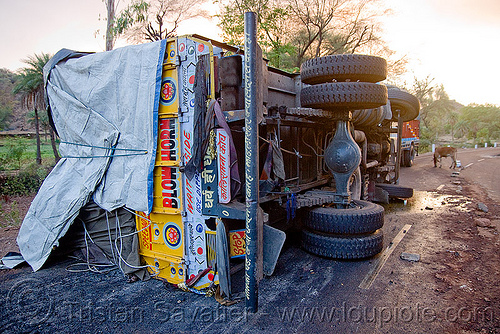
59, 141, 148, 158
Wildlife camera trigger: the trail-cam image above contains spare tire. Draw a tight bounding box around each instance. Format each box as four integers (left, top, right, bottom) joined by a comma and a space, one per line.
375, 184, 414, 198
301, 54, 387, 85
301, 82, 388, 111
304, 200, 384, 234
388, 89, 420, 122
302, 229, 384, 259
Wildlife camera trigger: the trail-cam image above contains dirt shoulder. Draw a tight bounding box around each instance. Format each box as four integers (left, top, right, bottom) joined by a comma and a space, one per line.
0, 194, 35, 255
376, 147, 500, 333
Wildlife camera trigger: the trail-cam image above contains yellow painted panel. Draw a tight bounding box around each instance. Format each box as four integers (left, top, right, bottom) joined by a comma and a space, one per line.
141, 255, 185, 284
158, 65, 179, 115
164, 40, 177, 65
145, 212, 184, 259
136, 212, 152, 252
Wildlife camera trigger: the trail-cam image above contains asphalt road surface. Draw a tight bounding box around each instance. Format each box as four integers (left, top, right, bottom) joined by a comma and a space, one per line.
400, 146, 500, 202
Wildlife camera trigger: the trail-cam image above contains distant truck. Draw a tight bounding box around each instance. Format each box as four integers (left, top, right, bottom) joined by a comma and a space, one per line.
400, 119, 420, 167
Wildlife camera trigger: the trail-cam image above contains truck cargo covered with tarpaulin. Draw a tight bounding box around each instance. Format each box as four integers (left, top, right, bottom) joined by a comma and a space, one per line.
17, 40, 167, 272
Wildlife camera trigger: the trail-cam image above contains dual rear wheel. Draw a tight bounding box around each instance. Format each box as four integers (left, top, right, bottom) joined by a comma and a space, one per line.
299, 54, 387, 259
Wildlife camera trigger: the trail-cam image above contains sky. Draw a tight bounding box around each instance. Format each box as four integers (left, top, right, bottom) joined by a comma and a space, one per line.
382, 0, 500, 106
1, 0, 499, 106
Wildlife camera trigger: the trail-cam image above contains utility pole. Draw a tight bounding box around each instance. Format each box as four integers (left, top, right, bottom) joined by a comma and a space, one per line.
244, 11, 259, 313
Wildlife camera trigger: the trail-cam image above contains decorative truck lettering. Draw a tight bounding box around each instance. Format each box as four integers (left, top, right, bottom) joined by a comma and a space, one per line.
139, 213, 152, 251
159, 118, 178, 161
229, 230, 246, 258
161, 167, 179, 209
177, 38, 217, 288
183, 130, 191, 161
183, 129, 195, 215
185, 177, 194, 215
216, 129, 231, 203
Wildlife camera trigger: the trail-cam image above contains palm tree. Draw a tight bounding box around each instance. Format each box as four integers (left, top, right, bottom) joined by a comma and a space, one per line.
454, 119, 469, 139
13, 53, 60, 165
447, 111, 459, 142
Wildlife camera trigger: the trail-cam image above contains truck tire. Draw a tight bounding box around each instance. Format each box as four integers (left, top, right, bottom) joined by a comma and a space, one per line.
304, 200, 384, 234
301, 55, 387, 85
389, 89, 420, 122
302, 229, 384, 259
402, 146, 415, 167
301, 82, 387, 111
375, 184, 414, 198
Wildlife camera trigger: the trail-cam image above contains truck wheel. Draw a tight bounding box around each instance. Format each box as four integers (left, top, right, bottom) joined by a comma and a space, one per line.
400, 150, 408, 167
300, 55, 387, 85
302, 229, 383, 259
304, 200, 384, 234
375, 184, 414, 198
402, 146, 415, 167
389, 89, 420, 122
301, 82, 387, 111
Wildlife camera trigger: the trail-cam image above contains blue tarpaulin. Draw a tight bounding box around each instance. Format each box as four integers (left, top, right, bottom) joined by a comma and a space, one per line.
17, 40, 166, 271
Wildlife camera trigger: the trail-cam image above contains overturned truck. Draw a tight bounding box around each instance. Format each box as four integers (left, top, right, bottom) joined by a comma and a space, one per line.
18, 28, 419, 301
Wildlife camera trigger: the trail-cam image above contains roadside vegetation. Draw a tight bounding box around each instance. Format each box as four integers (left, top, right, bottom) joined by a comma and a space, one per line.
1, 51, 57, 214
0, 136, 54, 226
408, 76, 500, 152
0, 136, 53, 194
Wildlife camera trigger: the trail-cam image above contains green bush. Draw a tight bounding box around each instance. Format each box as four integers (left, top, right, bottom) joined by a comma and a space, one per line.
2, 139, 27, 169
0, 162, 49, 195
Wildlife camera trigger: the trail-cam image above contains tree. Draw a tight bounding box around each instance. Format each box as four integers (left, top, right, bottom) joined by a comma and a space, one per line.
0, 69, 18, 130
112, 0, 208, 43
410, 75, 434, 109
217, 0, 390, 70
290, 0, 387, 65
409, 78, 460, 144
454, 119, 469, 139
446, 111, 459, 142
460, 104, 500, 142
105, 0, 116, 51
13, 53, 60, 165
218, 0, 297, 69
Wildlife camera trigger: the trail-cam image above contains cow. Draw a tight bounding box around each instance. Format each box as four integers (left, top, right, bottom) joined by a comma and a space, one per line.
433, 146, 458, 169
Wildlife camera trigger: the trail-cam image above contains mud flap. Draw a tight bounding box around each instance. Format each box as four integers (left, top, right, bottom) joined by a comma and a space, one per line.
216, 219, 231, 299
373, 187, 390, 204
263, 225, 286, 276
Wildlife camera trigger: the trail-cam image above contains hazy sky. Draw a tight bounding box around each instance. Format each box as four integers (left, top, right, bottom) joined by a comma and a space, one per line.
1, 0, 499, 106
383, 0, 500, 105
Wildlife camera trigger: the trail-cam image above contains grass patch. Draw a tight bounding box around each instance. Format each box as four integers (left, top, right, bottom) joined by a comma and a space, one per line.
0, 199, 21, 227
0, 136, 56, 197
0, 136, 58, 171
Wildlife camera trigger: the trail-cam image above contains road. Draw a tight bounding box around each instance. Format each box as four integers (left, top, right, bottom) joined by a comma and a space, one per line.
400, 146, 500, 202
0, 148, 499, 333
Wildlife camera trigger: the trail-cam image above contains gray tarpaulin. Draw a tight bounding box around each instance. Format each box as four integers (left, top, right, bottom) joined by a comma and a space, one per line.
17, 40, 166, 271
